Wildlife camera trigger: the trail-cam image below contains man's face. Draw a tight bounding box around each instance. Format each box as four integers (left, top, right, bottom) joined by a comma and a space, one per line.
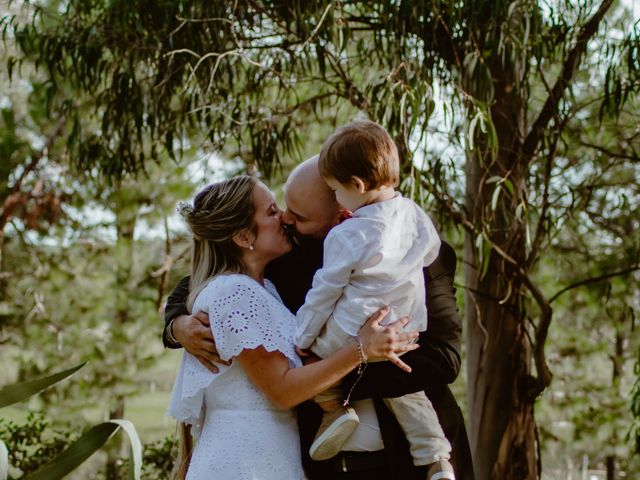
282, 183, 339, 240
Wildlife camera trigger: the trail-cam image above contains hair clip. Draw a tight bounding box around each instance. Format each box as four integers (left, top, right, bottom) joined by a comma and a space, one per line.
176, 201, 195, 218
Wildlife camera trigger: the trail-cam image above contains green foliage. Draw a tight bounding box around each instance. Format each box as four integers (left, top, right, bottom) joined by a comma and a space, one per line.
530, 74, 640, 470
139, 437, 176, 480
21, 420, 141, 480
0, 414, 76, 478
0, 364, 85, 409
0, 364, 143, 480
1, 1, 639, 477
536, 257, 639, 473
0, 414, 174, 480
3, 0, 637, 180
2, 230, 182, 416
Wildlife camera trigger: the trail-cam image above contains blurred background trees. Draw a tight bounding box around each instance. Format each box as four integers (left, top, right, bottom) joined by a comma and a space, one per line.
1, 0, 639, 478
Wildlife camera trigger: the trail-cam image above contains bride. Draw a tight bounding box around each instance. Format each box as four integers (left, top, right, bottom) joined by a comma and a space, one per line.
167, 175, 418, 479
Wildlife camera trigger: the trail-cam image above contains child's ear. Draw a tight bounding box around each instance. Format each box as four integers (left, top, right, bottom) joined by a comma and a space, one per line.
351, 176, 367, 194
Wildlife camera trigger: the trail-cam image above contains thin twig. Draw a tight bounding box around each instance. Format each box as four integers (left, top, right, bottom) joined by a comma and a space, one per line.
549, 265, 640, 303
579, 141, 640, 162
301, 3, 333, 50
522, 274, 553, 399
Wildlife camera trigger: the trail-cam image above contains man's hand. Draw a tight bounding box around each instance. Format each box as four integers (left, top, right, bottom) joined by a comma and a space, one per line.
172, 311, 229, 373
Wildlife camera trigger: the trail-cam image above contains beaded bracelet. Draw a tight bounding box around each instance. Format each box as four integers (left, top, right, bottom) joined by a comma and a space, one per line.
353, 335, 368, 365
343, 335, 369, 407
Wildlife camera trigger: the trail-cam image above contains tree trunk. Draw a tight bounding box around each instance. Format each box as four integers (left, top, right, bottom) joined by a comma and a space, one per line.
606, 455, 615, 480
106, 213, 136, 479
0, 230, 5, 295
606, 324, 624, 480
464, 198, 538, 480
465, 68, 538, 479
462, 2, 617, 476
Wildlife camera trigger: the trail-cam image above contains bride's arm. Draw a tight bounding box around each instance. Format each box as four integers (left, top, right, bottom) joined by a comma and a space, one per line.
238, 312, 419, 409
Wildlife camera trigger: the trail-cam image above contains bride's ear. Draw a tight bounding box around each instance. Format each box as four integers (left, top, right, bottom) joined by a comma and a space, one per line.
232, 229, 254, 250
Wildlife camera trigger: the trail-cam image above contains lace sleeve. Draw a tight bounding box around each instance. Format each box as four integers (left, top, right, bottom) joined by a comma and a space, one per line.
166, 353, 219, 438
167, 275, 301, 436
206, 276, 300, 364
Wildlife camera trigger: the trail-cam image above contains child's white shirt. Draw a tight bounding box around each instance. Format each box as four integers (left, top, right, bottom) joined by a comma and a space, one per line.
295, 193, 441, 349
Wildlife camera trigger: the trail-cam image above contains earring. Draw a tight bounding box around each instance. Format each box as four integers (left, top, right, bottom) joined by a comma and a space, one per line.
249, 243, 254, 251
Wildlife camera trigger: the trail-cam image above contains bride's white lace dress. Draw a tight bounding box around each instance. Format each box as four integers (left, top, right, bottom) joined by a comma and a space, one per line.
167, 274, 306, 480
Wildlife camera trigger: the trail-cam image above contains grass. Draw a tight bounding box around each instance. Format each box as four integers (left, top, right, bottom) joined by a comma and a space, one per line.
126, 390, 176, 442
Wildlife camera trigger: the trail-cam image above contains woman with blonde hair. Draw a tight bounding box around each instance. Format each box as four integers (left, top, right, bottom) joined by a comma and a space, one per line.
167, 175, 418, 480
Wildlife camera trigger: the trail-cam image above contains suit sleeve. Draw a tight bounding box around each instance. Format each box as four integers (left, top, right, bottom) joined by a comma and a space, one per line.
162, 276, 191, 349
344, 242, 462, 399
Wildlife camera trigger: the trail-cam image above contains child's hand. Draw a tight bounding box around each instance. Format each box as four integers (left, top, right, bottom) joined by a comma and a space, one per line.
295, 346, 321, 365
295, 346, 310, 357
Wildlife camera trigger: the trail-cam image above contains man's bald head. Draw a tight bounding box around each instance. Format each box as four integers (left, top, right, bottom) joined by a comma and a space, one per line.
286, 156, 336, 206
282, 156, 347, 239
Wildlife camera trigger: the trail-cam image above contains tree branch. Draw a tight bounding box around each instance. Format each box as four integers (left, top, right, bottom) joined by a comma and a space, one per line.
0, 116, 66, 232
420, 177, 475, 233
155, 217, 172, 311
549, 265, 640, 304
526, 111, 572, 268
522, 274, 553, 400
579, 141, 640, 162
522, 0, 614, 159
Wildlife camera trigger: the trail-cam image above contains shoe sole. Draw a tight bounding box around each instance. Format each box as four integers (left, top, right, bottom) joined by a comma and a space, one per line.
309, 416, 359, 461
428, 459, 456, 480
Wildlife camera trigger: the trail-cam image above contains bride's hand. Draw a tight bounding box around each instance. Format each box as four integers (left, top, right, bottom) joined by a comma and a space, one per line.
357, 305, 419, 372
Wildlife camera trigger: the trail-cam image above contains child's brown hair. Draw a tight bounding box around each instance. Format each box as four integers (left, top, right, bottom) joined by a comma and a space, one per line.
318, 120, 400, 189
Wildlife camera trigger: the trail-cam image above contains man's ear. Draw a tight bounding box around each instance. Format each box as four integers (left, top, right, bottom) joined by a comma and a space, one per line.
232, 229, 253, 249
351, 176, 367, 194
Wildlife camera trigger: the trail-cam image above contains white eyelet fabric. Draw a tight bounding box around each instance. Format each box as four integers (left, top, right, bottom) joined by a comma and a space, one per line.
167, 274, 305, 479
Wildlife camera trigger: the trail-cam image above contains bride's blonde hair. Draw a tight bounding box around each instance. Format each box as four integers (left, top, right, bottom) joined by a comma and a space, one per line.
172, 175, 257, 479
178, 175, 258, 311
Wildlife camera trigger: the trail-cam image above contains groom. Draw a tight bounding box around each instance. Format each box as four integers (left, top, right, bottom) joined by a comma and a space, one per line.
163, 156, 474, 480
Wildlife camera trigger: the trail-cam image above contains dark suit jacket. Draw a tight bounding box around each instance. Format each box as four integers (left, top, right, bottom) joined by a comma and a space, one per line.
164, 239, 474, 480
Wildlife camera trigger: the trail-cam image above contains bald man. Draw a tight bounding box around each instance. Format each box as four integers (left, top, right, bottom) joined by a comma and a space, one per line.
163, 157, 474, 480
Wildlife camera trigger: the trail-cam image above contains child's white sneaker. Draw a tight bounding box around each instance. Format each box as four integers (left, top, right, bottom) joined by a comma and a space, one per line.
426, 459, 456, 480
309, 406, 359, 461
